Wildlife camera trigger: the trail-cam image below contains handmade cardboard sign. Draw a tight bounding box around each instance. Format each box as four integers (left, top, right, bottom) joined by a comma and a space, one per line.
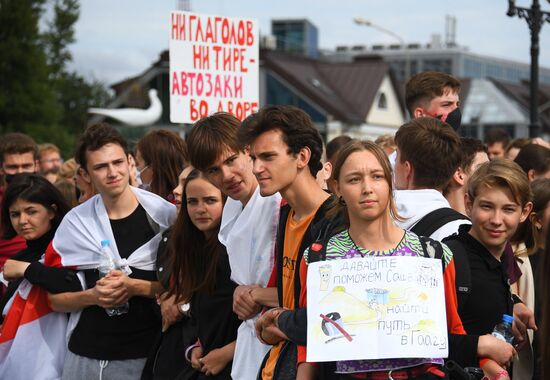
169, 11, 259, 123
307, 256, 448, 362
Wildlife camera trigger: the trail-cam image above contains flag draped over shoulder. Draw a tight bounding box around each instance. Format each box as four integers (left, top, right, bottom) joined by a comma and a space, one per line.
49, 186, 176, 273
0, 187, 176, 379
0, 279, 68, 380
218, 188, 281, 380
46, 186, 176, 338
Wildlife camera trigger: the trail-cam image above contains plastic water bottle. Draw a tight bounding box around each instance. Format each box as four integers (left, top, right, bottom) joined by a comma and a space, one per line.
491, 314, 514, 344
98, 240, 129, 316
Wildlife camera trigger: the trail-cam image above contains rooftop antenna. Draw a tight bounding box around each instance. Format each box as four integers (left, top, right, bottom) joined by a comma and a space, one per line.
445, 15, 457, 47
177, 0, 191, 11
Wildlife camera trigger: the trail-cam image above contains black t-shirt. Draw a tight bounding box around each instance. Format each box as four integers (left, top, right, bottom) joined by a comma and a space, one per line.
68, 204, 159, 360
190, 247, 240, 379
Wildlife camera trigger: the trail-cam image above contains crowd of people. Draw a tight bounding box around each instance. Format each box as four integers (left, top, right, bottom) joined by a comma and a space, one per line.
0, 71, 549, 380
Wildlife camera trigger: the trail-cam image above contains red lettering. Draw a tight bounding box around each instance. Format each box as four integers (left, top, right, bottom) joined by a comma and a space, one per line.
237, 101, 245, 120
221, 18, 230, 43
213, 75, 222, 97
196, 73, 204, 96
195, 18, 204, 42
180, 72, 188, 95
214, 17, 223, 42
189, 15, 197, 40
171, 72, 180, 95
246, 21, 254, 46
192, 45, 209, 70
190, 99, 208, 121
212, 46, 248, 72
205, 73, 213, 96
251, 102, 258, 114
229, 23, 237, 44
219, 100, 258, 120
223, 75, 232, 97
171, 13, 186, 40
243, 101, 251, 115
190, 99, 199, 120
205, 18, 214, 42
212, 45, 222, 70
239, 48, 247, 72
234, 76, 242, 98
237, 20, 245, 45
177, 72, 247, 100
187, 72, 196, 96
223, 48, 231, 71
233, 48, 240, 71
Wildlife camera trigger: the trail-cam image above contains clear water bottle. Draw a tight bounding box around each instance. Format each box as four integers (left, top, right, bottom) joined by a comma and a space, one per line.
98, 240, 129, 316
491, 314, 514, 344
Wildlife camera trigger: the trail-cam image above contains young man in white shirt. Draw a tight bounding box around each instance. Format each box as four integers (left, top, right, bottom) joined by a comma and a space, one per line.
186, 112, 281, 379
47, 123, 175, 379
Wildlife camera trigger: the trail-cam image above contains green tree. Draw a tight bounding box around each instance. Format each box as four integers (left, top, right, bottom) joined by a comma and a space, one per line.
0, 0, 62, 136
0, 0, 110, 156
43, 0, 79, 82
43, 0, 110, 137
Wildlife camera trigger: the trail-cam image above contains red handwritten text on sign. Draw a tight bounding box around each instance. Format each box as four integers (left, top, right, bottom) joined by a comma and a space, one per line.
170, 12, 259, 123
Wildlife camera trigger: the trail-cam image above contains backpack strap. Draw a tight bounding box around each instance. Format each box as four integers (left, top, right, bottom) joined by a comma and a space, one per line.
307, 240, 329, 263
417, 235, 445, 274
442, 237, 472, 314
411, 208, 470, 237
276, 203, 292, 306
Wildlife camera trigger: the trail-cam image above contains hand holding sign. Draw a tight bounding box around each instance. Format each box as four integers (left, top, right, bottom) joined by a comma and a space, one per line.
306, 256, 448, 362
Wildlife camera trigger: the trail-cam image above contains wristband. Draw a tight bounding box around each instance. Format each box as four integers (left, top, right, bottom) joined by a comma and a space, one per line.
511, 294, 523, 305
494, 370, 509, 379
184, 341, 201, 363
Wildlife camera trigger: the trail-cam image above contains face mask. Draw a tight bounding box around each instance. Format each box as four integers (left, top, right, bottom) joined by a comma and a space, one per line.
439, 107, 462, 131
135, 165, 151, 190
4, 173, 16, 184
4, 172, 29, 184
134, 168, 143, 186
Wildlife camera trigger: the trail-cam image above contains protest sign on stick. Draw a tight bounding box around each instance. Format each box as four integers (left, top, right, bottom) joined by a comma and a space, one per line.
307, 256, 448, 362
169, 11, 259, 123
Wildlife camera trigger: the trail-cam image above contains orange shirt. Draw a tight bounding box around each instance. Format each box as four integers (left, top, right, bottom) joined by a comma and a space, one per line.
262, 209, 317, 380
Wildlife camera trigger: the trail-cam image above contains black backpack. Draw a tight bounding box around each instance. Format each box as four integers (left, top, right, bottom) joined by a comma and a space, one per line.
409, 208, 473, 312
410, 208, 470, 238
441, 236, 472, 314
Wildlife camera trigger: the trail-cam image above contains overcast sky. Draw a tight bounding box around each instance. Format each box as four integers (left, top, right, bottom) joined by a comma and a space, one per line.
69, 0, 550, 85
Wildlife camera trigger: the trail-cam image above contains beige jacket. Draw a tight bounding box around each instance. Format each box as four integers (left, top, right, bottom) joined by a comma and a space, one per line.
512, 245, 535, 380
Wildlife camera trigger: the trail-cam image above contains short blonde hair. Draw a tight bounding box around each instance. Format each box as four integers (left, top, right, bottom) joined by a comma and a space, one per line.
38, 143, 60, 158
374, 134, 395, 149
58, 158, 77, 180
468, 159, 531, 206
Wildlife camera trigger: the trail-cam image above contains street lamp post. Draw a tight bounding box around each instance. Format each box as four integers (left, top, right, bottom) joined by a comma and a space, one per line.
353, 17, 410, 81
507, 0, 550, 138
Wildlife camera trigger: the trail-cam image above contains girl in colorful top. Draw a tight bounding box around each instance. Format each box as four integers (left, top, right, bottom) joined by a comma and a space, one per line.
300, 140, 466, 379
260, 141, 513, 379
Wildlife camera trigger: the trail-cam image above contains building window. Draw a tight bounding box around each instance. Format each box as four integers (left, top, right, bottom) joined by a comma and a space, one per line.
265, 73, 326, 123
377, 92, 388, 110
